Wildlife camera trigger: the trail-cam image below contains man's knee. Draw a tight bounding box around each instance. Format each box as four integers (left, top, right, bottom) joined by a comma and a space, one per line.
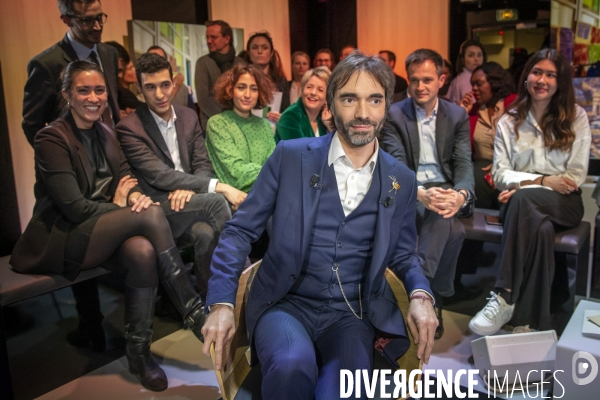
262, 350, 318, 384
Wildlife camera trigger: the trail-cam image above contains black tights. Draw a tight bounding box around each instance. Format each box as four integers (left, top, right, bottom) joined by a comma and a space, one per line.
79, 206, 175, 288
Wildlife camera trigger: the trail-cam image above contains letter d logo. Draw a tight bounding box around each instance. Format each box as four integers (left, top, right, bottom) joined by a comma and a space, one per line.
572, 351, 598, 386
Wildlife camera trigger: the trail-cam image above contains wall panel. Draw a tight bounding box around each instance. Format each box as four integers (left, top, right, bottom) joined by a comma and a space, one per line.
0, 0, 131, 230
210, 0, 291, 78
356, 0, 449, 78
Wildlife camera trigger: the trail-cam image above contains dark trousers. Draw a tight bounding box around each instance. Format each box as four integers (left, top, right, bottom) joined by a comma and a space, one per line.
497, 188, 583, 330
254, 298, 375, 400
416, 183, 466, 297
161, 193, 231, 299
473, 158, 500, 210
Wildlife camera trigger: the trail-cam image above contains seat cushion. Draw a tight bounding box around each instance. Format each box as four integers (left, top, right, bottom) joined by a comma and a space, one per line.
462, 210, 590, 254
0, 256, 110, 307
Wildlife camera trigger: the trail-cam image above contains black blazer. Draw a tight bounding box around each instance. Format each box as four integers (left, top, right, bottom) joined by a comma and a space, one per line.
116, 104, 214, 202
22, 34, 120, 146
10, 113, 136, 277
380, 97, 474, 194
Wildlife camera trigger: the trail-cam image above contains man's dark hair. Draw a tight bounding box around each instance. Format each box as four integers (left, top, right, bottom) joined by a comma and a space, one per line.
135, 52, 172, 85
205, 20, 234, 47
147, 45, 167, 59
379, 50, 396, 64
404, 48, 444, 77
57, 0, 99, 16
326, 52, 395, 127
105, 41, 130, 65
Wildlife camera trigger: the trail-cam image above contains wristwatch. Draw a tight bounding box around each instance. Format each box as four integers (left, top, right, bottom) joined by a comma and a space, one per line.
455, 189, 471, 208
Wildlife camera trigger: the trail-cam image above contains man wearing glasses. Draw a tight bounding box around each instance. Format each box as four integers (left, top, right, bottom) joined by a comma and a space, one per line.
22, 0, 120, 145
194, 20, 243, 130
21, 0, 120, 354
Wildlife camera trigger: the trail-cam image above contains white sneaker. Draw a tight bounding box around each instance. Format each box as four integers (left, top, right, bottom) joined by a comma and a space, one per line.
469, 292, 515, 336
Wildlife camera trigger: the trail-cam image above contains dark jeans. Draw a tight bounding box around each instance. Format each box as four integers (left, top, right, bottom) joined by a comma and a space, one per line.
161, 192, 231, 298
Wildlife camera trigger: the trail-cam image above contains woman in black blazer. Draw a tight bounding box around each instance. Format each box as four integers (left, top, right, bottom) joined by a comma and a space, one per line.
10, 61, 204, 392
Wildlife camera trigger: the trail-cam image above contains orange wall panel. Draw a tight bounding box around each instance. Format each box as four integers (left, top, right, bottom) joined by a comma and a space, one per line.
0, 0, 132, 229
210, 0, 291, 79
356, 0, 449, 78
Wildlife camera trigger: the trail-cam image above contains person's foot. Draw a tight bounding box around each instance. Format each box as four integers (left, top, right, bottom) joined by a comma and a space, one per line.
469, 292, 514, 336
444, 282, 483, 305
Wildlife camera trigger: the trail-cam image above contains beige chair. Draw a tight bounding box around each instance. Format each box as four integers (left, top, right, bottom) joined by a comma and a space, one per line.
210, 262, 422, 400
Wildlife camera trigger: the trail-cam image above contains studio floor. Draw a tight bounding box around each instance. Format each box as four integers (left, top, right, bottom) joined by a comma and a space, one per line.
3, 240, 571, 400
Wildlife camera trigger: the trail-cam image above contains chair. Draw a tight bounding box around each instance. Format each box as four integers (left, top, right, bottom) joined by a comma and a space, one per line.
209, 261, 422, 400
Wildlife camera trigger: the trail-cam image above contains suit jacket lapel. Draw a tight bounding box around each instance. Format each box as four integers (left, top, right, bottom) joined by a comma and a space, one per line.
300, 136, 330, 259
435, 99, 447, 165
174, 114, 191, 173
368, 152, 398, 288
138, 105, 173, 163
58, 34, 78, 64
401, 99, 420, 172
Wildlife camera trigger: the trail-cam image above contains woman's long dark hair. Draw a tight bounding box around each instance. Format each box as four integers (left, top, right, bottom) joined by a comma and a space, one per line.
506, 49, 576, 152
246, 31, 287, 84
472, 61, 515, 108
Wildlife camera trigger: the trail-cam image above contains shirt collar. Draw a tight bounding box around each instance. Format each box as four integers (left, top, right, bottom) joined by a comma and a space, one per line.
67, 31, 98, 60
149, 105, 177, 128
327, 132, 379, 173
414, 97, 439, 120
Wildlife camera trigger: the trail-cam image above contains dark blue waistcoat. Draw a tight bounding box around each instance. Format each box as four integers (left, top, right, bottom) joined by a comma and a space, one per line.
285, 159, 382, 313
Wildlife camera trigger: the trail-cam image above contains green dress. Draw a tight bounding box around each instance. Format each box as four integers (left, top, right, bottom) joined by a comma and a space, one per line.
206, 110, 275, 193
274, 98, 328, 143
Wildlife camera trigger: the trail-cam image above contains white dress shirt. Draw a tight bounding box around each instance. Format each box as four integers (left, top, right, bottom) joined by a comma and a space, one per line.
415, 99, 445, 185
150, 106, 218, 192
493, 105, 591, 191
328, 133, 378, 216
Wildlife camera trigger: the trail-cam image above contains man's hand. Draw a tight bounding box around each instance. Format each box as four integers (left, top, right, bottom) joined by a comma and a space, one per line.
418, 187, 462, 218
201, 305, 236, 370
406, 298, 438, 364
216, 182, 247, 210
168, 189, 195, 211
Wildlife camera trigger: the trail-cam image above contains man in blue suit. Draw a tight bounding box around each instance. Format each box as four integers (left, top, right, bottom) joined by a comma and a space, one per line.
201, 53, 438, 400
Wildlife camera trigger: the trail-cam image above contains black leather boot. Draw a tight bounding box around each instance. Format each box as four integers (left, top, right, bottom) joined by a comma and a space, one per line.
157, 246, 206, 342
124, 285, 168, 392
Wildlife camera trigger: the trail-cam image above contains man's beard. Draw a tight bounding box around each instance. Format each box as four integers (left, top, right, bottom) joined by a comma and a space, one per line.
334, 115, 383, 146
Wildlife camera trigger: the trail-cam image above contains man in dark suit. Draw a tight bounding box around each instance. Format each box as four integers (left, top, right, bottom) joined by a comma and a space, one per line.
22, 0, 119, 145
20, 0, 120, 352
380, 48, 474, 339
379, 50, 409, 100
201, 53, 437, 400
117, 53, 244, 299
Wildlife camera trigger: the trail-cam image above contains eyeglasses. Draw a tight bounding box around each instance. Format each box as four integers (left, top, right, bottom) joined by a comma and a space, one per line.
66, 13, 108, 27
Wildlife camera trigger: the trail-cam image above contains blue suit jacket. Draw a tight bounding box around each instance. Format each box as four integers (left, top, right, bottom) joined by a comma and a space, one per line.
206, 134, 431, 363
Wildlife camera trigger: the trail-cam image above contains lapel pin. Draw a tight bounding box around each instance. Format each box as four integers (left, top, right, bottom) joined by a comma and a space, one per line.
389, 175, 400, 194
